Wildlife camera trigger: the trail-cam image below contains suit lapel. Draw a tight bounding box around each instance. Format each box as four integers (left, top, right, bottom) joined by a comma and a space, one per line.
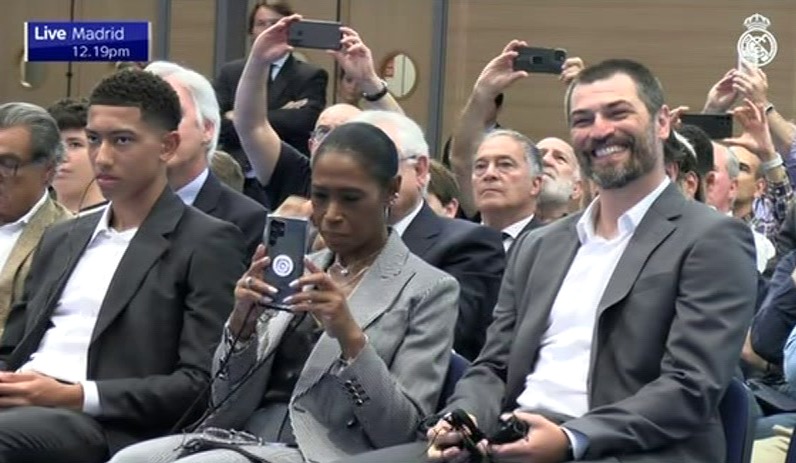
90, 189, 185, 343
595, 185, 682, 317
505, 222, 580, 405
8, 212, 98, 368
192, 172, 221, 216
0, 198, 69, 310
401, 202, 440, 258
268, 55, 294, 108
586, 185, 683, 390
292, 233, 410, 399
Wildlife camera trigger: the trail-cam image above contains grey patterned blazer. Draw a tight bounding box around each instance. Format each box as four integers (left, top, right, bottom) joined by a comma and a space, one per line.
206, 231, 460, 462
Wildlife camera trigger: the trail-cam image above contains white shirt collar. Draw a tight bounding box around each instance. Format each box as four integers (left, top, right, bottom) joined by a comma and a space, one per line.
175, 168, 209, 206
576, 177, 670, 244
393, 200, 425, 237
89, 204, 139, 243
502, 214, 534, 241
1, 191, 48, 230
270, 54, 290, 78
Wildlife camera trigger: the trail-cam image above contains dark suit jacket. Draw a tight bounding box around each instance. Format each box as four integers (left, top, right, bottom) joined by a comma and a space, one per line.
509, 215, 544, 252
446, 184, 757, 462
0, 188, 246, 454
772, 201, 796, 275
402, 202, 505, 361
194, 171, 267, 259
751, 250, 796, 365
213, 54, 328, 163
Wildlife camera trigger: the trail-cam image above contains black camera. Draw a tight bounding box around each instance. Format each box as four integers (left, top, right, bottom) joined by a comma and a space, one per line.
488, 414, 529, 444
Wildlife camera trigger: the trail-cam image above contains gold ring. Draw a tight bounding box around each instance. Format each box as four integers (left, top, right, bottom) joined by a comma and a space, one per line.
245, 276, 253, 290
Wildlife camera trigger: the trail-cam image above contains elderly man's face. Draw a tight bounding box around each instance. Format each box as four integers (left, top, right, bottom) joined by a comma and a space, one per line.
0, 126, 53, 224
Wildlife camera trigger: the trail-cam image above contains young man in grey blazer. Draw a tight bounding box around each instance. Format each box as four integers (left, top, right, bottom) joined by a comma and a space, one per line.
343, 47, 757, 463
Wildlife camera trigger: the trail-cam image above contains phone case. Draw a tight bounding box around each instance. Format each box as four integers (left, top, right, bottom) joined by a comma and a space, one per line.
263, 216, 308, 310
287, 20, 342, 50
513, 47, 567, 74
679, 114, 733, 140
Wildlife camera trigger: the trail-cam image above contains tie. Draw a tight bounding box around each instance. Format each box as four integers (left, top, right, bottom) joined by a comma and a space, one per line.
501, 232, 512, 241
268, 64, 278, 83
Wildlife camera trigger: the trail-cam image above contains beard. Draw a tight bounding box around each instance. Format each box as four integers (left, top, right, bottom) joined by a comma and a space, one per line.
576, 123, 659, 190
539, 175, 574, 207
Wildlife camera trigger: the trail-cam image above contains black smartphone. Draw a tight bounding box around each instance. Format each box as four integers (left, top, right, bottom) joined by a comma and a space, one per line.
513, 47, 567, 74
679, 113, 733, 140
262, 215, 308, 311
288, 20, 342, 50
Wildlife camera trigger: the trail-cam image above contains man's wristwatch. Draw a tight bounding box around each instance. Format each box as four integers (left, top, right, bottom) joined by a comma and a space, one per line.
362, 79, 389, 102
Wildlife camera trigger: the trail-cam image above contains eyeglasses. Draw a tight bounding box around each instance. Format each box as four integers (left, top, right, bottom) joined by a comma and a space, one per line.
0, 155, 43, 179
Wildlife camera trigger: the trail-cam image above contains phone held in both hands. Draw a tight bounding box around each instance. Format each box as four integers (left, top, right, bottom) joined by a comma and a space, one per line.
513, 46, 567, 74
679, 113, 734, 140
262, 215, 308, 311
288, 19, 342, 50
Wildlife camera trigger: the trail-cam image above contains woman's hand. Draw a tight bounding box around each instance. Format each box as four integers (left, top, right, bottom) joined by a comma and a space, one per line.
285, 260, 366, 359
228, 245, 279, 340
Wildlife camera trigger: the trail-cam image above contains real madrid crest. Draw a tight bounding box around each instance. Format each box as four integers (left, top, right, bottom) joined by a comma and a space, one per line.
737, 13, 778, 67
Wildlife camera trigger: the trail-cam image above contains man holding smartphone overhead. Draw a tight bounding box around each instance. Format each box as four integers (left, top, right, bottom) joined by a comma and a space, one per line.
214, 1, 328, 204
232, 13, 403, 211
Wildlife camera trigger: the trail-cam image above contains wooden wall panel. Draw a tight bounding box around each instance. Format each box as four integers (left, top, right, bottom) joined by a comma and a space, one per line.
0, 1, 73, 106
168, 0, 216, 77
441, 0, 796, 151
347, 0, 433, 131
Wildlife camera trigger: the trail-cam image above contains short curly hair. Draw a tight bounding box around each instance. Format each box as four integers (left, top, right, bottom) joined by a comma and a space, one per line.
47, 97, 89, 131
88, 69, 182, 132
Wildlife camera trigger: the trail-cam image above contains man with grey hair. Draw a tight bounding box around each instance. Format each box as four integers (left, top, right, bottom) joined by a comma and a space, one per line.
472, 129, 544, 251
450, 41, 583, 227
0, 102, 72, 335
707, 141, 739, 214
351, 109, 505, 361
145, 61, 266, 259
707, 142, 774, 272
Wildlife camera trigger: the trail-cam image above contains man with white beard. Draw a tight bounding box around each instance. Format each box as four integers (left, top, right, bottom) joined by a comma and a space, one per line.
536, 137, 584, 223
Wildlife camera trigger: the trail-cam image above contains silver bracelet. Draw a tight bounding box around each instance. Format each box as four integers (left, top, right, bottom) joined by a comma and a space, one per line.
762, 154, 784, 172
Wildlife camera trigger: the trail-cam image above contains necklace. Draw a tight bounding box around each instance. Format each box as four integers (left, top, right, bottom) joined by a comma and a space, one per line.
331, 248, 381, 277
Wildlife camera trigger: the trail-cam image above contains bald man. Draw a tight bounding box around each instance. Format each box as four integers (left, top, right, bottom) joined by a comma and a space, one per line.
536, 137, 584, 223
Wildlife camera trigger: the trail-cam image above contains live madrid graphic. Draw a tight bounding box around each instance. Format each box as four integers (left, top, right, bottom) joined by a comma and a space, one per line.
24, 21, 150, 62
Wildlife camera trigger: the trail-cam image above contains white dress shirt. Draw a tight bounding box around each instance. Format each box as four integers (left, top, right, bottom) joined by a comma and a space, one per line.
392, 200, 424, 237
0, 192, 48, 271
752, 230, 775, 273
175, 168, 209, 206
19, 204, 138, 415
499, 214, 534, 252
516, 177, 670, 457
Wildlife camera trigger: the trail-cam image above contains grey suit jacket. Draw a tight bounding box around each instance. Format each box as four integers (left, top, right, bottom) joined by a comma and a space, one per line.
446, 184, 757, 463
208, 232, 460, 462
